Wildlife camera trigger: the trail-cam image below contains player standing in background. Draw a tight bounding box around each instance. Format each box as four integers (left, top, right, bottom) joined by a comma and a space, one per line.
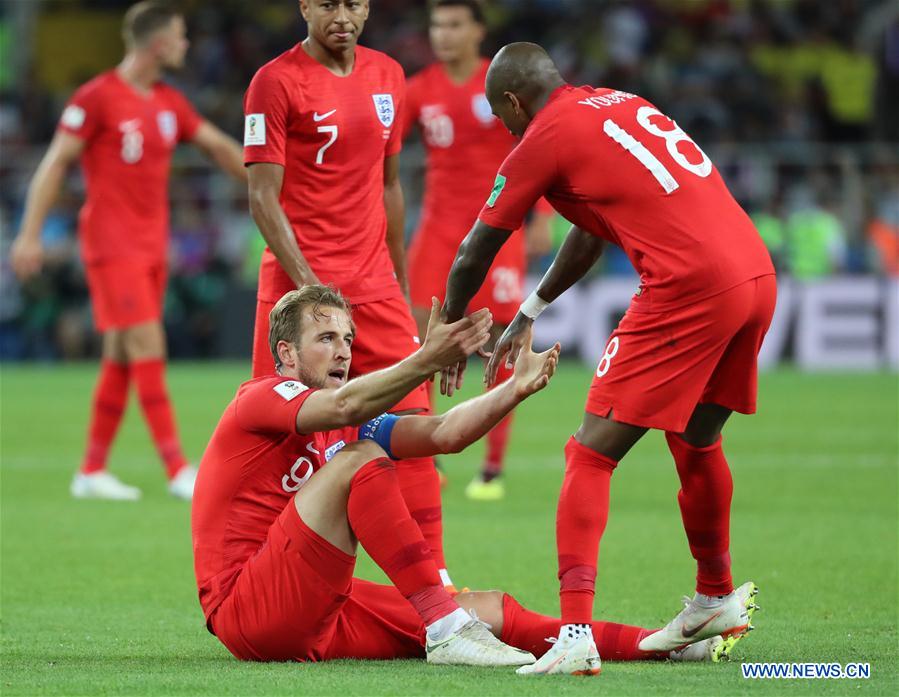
405, 0, 545, 501
10, 1, 246, 501
442, 43, 771, 675
243, 1, 456, 589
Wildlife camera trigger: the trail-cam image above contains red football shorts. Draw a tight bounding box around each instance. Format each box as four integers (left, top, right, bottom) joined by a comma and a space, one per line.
85, 260, 167, 332
586, 274, 777, 432
252, 295, 431, 413
210, 502, 425, 662
407, 226, 525, 326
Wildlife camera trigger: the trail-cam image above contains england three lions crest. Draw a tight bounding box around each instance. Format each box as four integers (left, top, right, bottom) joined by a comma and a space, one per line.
157, 110, 177, 143
372, 94, 395, 128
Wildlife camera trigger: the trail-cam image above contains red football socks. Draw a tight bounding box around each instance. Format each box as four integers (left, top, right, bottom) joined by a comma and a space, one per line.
501, 594, 659, 661
557, 436, 618, 624
81, 360, 130, 474
483, 363, 515, 481
394, 455, 447, 570
666, 432, 734, 596
347, 458, 457, 625
131, 358, 187, 479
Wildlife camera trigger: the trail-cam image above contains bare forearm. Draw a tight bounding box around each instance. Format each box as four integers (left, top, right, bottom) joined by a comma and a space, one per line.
20, 159, 67, 240
210, 141, 247, 182
535, 225, 604, 302
443, 222, 511, 321
299, 350, 438, 432
391, 380, 521, 458
249, 192, 319, 288
384, 181, 407, 290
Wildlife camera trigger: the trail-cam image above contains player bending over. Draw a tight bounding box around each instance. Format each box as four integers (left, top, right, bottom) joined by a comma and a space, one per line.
191, 285, 754, 667
442, 43, 772, 675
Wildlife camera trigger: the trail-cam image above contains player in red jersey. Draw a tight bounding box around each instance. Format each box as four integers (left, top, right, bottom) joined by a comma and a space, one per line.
442, 44, 772, 675
193, 285, 750, 667
194, 284, 552, 665
10, 1, 246, 501
404, 0, 542, 501
244, 1, 453, 589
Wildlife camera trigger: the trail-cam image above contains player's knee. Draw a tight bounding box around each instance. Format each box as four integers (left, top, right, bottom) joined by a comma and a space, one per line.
454, 590, 504, 635
122, 322, 166, 360
334, 440, 390, 476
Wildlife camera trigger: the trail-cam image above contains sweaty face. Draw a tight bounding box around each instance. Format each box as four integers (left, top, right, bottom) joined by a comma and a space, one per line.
293, 306, 355, 389
154, 15, 189, 70
300, 0, 369, 53
430, 6, 484, 64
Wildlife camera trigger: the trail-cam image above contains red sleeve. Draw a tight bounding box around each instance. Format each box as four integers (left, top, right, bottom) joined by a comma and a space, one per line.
534, 196, 555, 215
169, 88, 203, 143
477, 123, 558, 231
243, 66, 291, 166
57, 82, 103, 143
234, 378, 318, 434
386, 66, 406, 157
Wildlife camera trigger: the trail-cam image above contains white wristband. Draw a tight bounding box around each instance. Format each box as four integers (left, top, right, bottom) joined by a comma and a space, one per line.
520, 291, 550, 320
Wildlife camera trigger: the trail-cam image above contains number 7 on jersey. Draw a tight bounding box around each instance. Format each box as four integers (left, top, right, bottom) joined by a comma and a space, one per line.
316, 125, 338, 165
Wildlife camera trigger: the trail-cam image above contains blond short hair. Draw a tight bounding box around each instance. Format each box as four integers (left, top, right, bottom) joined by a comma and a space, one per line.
122, 1, 179, 48
268, 285, 353, 367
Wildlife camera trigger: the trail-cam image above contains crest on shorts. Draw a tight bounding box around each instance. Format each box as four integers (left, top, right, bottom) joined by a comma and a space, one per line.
372, 94, 395, 127
472, 93, 494, 125
157, 110, 177, 143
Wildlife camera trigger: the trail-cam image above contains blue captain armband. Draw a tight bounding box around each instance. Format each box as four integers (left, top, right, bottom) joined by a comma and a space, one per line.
357, 413, 401, 459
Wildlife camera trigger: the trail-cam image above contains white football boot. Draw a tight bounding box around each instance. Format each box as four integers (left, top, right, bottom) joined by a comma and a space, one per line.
168, 464, 198, 500
71, 471, 141, 501
516, 631, 602, 676
639, 581, 758, 653
426, 615, 535, 666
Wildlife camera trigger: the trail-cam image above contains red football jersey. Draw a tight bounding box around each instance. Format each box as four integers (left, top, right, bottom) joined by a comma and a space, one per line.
191, 376, 357, 620
479, 85, 775, 313
244, 44, 405, 304
57, 70, 202, 265
405, 59, 517, 236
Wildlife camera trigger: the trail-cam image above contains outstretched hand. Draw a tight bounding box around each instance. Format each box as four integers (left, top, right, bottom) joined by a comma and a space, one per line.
508, 325, 561, 398
421, 298, 492, 386
485, 312, 534, 387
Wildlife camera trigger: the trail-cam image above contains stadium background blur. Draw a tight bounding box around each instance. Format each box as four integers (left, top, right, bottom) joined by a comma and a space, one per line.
1, 0, 897, 365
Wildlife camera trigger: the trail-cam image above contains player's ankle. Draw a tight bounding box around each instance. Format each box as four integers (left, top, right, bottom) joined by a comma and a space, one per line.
426, 607, 471, 642
560, 623, 593, 641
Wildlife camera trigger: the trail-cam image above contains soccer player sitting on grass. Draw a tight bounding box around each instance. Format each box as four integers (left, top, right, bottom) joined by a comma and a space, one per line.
191, 285, 755, 668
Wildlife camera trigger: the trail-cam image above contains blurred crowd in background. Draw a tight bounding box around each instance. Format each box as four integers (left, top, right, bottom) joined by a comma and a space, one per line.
1, 0, 898, 360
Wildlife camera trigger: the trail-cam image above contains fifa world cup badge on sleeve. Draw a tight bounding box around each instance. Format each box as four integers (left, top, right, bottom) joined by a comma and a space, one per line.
487, 174, 507, 207
273, 380, 308, 401
61, 105, 86, 129
244, 113, 266, 146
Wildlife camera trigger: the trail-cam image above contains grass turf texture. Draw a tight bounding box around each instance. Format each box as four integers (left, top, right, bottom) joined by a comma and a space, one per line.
1, 362, 897, 696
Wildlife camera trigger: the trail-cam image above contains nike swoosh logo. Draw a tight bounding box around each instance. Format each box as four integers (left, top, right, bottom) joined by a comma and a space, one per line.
313, 109, 337, 122
535, 654, 565, 674
682, 612, 722, 638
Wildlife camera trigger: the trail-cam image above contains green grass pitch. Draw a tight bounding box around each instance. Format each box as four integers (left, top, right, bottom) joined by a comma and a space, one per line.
1, 362, 897, 695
